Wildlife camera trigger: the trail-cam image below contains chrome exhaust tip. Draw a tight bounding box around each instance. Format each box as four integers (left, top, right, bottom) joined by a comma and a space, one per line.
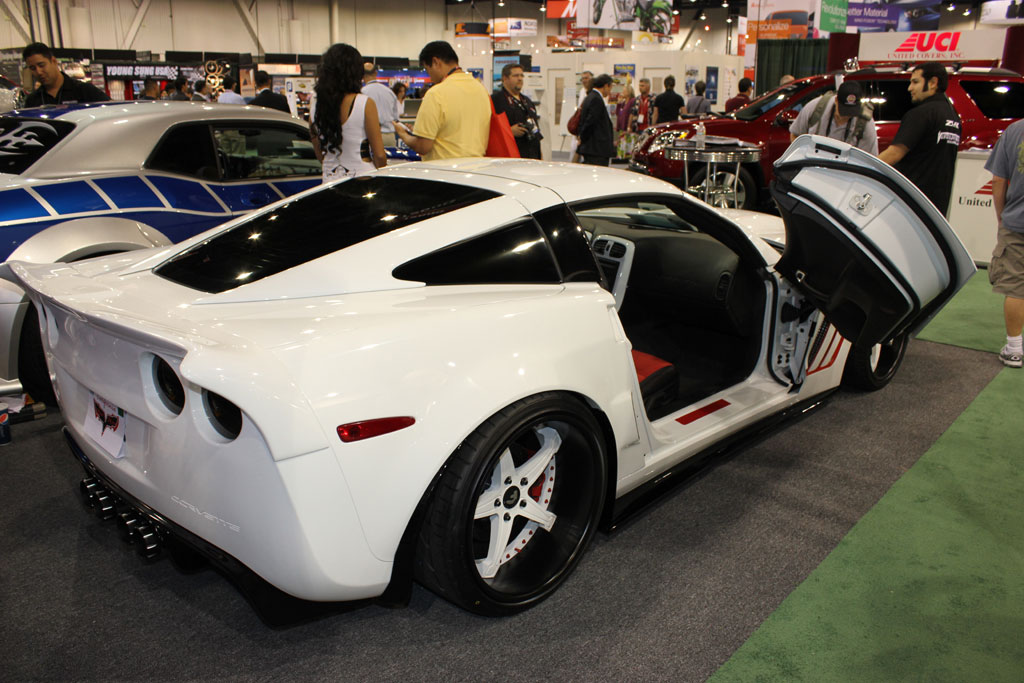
135, 524, 162, 560
117, 511, 144, 544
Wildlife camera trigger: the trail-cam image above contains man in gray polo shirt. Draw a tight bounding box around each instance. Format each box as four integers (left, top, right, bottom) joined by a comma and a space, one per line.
789, 80, 878, 155
362, 62, 401, 145
984, 118, 1024, 368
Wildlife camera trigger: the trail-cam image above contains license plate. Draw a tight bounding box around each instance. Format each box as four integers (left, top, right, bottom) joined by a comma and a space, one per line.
84, 391, 127, 459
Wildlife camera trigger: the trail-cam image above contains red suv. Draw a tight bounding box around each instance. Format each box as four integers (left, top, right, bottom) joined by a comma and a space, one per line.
629, 66, 1024, 209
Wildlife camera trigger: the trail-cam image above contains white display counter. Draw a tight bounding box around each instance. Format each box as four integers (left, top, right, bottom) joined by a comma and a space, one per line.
947, 149, 999, 265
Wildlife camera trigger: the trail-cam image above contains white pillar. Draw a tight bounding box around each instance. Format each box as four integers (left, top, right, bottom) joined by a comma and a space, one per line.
67, 5, 93, 49
288, 19, 303, 53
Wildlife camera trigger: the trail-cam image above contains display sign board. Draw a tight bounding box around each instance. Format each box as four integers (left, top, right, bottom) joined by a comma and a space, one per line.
858, 29, 1007, 62
104, 63, 181, 79
948, 150, 998, 264
490, 18, 538, 37
980, 0, 1024, 24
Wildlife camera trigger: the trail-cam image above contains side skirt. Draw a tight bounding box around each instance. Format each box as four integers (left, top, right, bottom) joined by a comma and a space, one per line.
606, 391, 834, 530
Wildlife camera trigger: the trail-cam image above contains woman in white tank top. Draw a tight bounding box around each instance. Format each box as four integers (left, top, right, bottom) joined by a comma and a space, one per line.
311, 43, 387, 183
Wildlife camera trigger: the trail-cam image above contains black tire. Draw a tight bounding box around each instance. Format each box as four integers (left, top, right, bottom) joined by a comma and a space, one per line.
841, 332, 909, 391
18, 305, 56, 405
689, 165, 757, 210
415, 393, 607, 616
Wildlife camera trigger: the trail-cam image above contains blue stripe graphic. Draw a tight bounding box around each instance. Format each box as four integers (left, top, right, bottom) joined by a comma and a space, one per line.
34, 181, 108, 215
147, 177, 225, 214
271, 178, 320, 196
0, 189, 49, 221
93, 176, 161, 209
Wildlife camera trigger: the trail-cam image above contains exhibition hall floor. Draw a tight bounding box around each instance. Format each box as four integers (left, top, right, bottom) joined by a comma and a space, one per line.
1, 276, 1019, 682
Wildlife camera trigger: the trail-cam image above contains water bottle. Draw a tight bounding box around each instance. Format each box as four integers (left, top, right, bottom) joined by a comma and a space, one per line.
694, 121, 706, 150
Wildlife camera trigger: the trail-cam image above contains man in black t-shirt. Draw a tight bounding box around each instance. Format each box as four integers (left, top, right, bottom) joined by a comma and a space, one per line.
878, 62, 961, 217
22, 42, 109, 107
652, 75, 684, 125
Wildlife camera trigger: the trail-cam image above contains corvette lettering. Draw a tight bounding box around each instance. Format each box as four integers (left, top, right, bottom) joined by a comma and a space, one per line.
171, 496, 241, 532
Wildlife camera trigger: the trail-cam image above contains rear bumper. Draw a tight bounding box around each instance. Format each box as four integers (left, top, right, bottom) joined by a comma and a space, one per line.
64, 428, 388, 623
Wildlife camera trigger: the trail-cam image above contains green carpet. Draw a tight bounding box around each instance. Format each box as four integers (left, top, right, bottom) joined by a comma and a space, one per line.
710, 367, 1024, 683
917, 270, 1005, 353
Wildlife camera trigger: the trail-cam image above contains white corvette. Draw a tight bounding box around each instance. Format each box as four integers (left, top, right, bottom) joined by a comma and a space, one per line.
4, 136, 974, 617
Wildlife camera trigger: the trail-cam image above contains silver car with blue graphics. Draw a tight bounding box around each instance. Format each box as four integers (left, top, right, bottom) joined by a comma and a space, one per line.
0, 100, 321, 400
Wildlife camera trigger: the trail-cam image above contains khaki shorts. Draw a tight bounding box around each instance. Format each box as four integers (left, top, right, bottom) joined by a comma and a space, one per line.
990, 224, 1024, 298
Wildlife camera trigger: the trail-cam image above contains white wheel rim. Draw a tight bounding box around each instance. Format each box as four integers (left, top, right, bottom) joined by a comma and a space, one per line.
473, 426, 560, 579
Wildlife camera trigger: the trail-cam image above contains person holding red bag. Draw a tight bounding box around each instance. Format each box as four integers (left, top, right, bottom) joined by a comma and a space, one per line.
492, 63, 542, 159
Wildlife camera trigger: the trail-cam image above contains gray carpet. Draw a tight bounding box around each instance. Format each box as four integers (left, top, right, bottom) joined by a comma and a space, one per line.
0, 340, 1001, 682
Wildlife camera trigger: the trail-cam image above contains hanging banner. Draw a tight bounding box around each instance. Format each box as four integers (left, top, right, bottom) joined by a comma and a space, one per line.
455, 22, 490, 38
847, 0, 941, 32
818, 0, 848, 33
577, 0, 675, 34
547, 0, 578, 19
980, 0, 1024, 24
735, 16, 748, 56
490, 18, 539, 37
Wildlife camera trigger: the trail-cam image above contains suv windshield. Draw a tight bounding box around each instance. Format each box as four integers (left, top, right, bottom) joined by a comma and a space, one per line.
0, 117, 76, 174
155, 175, 500, 293
733, 84, 803, 121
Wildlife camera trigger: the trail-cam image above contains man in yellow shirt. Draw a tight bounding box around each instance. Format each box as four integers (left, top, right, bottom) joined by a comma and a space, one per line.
395, 41, 490, 161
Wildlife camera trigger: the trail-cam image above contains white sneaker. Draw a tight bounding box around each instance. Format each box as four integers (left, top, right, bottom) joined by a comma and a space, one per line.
1000, 345, 1023, 368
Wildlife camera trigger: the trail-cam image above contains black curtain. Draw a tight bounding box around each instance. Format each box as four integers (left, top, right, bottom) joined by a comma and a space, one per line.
756, 39, 829, 94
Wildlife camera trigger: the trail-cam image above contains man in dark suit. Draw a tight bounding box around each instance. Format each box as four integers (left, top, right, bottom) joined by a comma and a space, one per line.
249, 70, 290, 113
578, 73, 615, 166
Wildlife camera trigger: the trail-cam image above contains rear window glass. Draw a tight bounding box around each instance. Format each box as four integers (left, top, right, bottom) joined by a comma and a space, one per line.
960, 81, 1024, 120
0, 117, 76, 174
155, 176, 500, 293
392, 219, 560, 285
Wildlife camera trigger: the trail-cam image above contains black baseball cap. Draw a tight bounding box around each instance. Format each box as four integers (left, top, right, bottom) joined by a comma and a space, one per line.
836, 81, 863, 117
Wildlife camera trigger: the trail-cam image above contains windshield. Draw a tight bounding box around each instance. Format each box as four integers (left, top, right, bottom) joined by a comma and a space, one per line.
155, 175, 500, 293
733, 83, 804, 121
0, 117, 76, 174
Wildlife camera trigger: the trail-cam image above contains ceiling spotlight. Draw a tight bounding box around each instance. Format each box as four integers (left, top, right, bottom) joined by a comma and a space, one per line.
699, 11, 707, 20
673, 9, 680, 14
540, 4, 546, 11
498, 0, 504, 6
704, 24, 710, 30
962, 6, 970, 14
946, 3, 955, 10
726, 15, 732, 22
722, 0, 728, 5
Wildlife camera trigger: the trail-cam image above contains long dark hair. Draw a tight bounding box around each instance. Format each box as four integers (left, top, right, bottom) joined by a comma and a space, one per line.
314, 43, 364, 154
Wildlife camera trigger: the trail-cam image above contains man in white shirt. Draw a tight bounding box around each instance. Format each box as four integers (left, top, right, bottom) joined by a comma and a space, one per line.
362, 63, 401, 145
217, 75, 245, 104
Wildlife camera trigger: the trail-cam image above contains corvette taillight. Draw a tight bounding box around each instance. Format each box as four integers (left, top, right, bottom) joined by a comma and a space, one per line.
204, 391, 242, 440
153, 357, 185, 415
337, 417, 415, 443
